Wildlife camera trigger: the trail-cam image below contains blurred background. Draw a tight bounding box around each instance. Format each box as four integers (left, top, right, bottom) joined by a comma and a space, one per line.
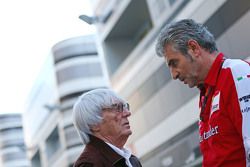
1, 0, 250, 166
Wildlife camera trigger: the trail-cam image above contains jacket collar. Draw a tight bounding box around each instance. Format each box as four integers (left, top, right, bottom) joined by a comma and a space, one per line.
204, 53, 225, 87
88, 135, 126, 166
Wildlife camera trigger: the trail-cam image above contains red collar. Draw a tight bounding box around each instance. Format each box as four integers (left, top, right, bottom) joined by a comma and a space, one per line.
204, 53, 225, 87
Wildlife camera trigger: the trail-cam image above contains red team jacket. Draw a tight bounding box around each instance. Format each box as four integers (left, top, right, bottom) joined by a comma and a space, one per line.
199, 53, 250, 167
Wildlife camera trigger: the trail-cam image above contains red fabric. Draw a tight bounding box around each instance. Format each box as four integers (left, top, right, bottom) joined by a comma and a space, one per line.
199, 53, 246, 167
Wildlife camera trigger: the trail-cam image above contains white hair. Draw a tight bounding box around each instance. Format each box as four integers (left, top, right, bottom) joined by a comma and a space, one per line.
72, 88, 125, 144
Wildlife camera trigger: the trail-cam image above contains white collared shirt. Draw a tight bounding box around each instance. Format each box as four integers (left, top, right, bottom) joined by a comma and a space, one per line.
106, 142, 132, 167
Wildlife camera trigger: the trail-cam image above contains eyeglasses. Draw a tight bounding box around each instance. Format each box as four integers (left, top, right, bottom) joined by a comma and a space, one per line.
102, 103, 130, 112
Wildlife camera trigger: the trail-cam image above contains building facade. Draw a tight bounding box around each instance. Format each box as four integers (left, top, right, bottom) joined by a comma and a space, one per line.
52, 35, 109, 166
23, 54, 61, 167
0, 114, 30, 167
90, 0, 250, 166
23, 35, 109, 167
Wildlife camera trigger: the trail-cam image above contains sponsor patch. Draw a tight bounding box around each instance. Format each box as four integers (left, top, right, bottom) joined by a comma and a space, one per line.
239, 94, 250, 103
210, 91, 220, 116
199, 125, 219, 142
241, 107, 250, 113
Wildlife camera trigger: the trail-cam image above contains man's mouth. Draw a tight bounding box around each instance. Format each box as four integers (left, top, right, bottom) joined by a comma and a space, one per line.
123, 122, 130, 127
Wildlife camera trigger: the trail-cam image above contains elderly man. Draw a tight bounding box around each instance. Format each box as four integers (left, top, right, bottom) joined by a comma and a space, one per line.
72, 88, 142, 167
156, 19, 250, 166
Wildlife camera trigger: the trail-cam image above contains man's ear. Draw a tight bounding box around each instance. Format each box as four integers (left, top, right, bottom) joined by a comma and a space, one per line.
187, 39, 201, 57
90, 124, 100, 133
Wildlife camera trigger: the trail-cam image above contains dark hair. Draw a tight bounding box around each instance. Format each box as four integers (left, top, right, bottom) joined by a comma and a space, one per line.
155, 19, 218, 57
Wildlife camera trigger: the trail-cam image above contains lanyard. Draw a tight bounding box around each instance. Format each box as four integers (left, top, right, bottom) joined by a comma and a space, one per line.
199, 57, 226, 122
200, 86, 213, 121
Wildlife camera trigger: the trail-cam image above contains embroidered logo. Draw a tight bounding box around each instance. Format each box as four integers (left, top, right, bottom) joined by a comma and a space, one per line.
242, 107, 250, 113
239, 94, 250, 103
239, 94, 250, 113
210, 91, 220, 117
199, 125, 219, 142
237, 74, 250, 81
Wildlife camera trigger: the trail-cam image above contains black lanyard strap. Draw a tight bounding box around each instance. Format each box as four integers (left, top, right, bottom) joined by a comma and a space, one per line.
199, 57, 226, 122
200, 86, 213, 121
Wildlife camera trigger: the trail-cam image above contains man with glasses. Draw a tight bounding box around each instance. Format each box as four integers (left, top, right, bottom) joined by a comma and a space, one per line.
72, 88, 142, 167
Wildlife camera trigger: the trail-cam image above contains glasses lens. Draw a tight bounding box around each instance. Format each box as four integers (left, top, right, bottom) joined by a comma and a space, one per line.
123, 103, 129, 111
117, 103, 122, 112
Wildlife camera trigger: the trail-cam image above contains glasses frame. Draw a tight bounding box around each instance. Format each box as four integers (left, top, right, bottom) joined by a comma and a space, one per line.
102, 102, 130, 113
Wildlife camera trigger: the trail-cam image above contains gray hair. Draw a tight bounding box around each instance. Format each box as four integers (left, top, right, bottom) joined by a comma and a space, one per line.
72, 88, 126, 144
155, 19, 218, 57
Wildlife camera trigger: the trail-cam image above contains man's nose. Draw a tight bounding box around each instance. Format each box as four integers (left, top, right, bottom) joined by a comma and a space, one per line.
123, 109, 131, 117
170, 68, 179, 80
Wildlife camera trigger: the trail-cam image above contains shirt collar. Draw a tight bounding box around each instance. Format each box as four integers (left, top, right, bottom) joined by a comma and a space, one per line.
106, 142, 132, 167
204, 53, 225, 86
106, 142, 131, 159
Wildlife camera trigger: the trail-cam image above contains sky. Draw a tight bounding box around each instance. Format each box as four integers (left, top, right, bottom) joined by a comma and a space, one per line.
0, 0, 95, 114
